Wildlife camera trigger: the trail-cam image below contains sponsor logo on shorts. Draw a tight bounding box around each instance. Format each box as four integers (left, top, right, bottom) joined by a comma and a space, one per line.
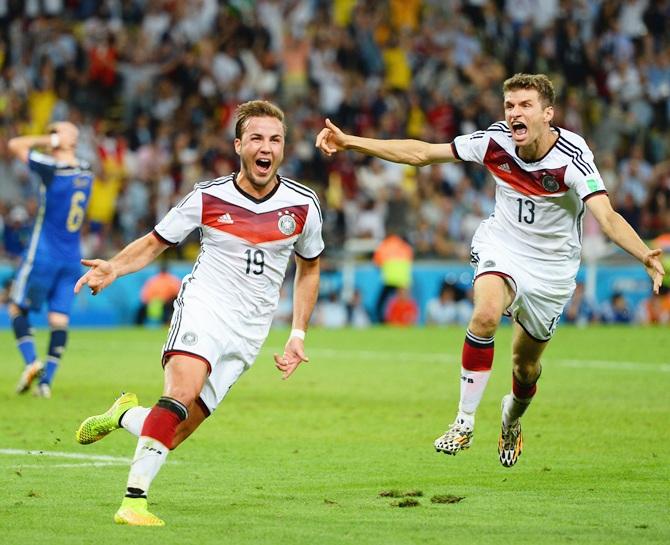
483, 260, 496, 268
277, 211, 297, 236
541, 174, 559, 192
181, 332, 198, 346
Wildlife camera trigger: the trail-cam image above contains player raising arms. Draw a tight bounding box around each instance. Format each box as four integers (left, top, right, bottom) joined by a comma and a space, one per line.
316, 73, 665, 467
8, 122, 93, 398
75, 100, 324, 526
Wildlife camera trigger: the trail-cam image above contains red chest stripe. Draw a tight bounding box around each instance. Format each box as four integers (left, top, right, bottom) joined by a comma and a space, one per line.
483, 139, 568, 196
201, 193, 307, 244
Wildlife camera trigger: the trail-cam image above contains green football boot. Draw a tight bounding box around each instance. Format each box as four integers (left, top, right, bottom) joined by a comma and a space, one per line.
75, 392, 138, 445
114, 497, 165, 527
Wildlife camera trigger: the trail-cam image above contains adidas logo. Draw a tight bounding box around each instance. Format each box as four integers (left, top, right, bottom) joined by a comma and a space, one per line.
498, 163, 511, 173
217, 213, 234, 224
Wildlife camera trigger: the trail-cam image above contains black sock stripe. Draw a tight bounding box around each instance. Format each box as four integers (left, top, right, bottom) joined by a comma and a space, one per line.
465, 329, 494, 348
157, 396, 188, 421
125, 487, 147, 499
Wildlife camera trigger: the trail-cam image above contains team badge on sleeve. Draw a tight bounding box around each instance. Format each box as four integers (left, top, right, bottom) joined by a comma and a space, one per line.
277, 211, 297, 236
181, 332, 198, 346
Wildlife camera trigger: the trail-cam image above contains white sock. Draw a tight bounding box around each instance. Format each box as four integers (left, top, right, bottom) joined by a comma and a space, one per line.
502, 394, 532, 426
125, 436, 169, 496
457, 368, 492, 427
120, 406, 151, 437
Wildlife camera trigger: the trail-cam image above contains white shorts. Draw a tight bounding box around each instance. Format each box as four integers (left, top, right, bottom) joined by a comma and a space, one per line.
162, 294, 264, 414
470, 237, 575, 342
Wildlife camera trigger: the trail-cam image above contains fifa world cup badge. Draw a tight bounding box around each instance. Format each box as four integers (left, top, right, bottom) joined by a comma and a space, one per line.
277, 211, 297, 236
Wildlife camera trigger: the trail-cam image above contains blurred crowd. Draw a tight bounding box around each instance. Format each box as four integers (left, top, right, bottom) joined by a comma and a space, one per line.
0, 0, 669, 267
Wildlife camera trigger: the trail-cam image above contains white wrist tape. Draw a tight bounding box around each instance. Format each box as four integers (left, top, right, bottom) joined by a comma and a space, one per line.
290, 328, 306, 340
50, 133, 60, 148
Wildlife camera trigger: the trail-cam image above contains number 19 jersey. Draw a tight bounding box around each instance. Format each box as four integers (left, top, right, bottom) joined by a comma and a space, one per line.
452, 122, 607, 281
153, 173, 324, 349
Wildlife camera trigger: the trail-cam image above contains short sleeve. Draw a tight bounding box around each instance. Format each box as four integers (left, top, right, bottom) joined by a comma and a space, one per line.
293, 201, 324, 260
451, 130, 490, 165
154, 188, 203, 245
563, 144, 607, 201
28, 150, 56, 185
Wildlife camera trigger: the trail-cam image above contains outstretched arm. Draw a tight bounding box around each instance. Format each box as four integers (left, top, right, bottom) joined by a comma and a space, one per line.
315, 118, 458, 166
587, 194, 665, 293
75, 232, 169, 295
274, 256, 320, 380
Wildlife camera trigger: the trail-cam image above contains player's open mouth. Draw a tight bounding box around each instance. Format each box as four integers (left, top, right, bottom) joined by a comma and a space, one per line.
256, 158, 272, 174
511, 122, 528, 138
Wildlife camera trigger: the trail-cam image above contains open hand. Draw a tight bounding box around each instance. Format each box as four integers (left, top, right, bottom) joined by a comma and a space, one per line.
643, 249, 665, 294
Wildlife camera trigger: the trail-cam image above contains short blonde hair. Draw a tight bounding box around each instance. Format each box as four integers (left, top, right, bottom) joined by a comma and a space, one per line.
503, 73, 555, 107
234, 100, 286, 139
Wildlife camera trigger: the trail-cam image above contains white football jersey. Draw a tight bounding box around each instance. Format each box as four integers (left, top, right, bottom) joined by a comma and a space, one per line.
452, 122, 607, 281
154, 173, 324, 344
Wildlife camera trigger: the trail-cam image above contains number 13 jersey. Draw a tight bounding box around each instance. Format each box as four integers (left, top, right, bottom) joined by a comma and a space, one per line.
452, 122, 607, 281
153, 173, 324, 342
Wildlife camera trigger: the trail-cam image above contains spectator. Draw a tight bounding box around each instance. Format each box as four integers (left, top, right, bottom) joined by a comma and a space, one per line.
315, 291, 348, 328
373, 231, 413, 323
384, 287, 419, 326
135, 262, 181, 326
602, 292, 633, 324
563, 282, 600, 325
346, 289, 371, 328
426, 281, 472, 326
637, 285, 670, 324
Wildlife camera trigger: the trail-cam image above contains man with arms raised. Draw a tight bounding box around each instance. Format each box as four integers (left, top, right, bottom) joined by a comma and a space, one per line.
75, 100, 324, 525
316, 73, 664, 467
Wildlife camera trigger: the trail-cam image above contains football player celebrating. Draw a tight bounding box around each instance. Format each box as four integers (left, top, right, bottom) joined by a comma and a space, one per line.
75, 101, 324, 525
316, 73, 664, 467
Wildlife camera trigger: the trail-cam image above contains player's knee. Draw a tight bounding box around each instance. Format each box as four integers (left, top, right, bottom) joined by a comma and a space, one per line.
163, 386, 199, 408
512, 358, 541, 384
469, 308, 500, 336
8, 303, 26, 318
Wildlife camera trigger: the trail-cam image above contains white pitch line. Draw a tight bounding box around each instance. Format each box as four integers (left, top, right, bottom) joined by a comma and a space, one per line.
277, 348, 670, 372
0, 448, 131, 463
3, 462, 124, 469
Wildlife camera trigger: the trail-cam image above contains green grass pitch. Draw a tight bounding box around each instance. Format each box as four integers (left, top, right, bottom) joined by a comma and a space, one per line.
0, 325, 668, 544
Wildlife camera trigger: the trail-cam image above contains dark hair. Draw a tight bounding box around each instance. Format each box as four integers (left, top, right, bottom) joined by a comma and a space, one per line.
234, 100, 286, 139
503, 73, 555, 107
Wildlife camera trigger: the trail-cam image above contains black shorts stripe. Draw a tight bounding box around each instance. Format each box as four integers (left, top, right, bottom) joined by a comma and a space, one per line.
515, 317, 551, 343
280, 178, 322, 222
165, 296, 184, 350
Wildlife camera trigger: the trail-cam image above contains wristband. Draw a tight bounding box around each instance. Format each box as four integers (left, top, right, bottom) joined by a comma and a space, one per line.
50, 133, 60, 148
290, 328, 306, 340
